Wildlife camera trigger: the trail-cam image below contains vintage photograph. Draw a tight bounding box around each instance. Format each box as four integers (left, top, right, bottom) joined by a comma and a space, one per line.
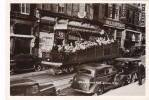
10, 3, 146, 96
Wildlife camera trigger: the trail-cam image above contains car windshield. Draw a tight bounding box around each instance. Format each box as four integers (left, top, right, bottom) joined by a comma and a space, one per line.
10, 87, 25, 96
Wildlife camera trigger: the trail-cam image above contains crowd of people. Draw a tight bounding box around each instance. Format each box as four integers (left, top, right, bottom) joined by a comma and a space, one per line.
51, 37, 116, 53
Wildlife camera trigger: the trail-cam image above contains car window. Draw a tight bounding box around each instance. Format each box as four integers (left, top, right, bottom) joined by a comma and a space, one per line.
78, 69, 91, 74
97, 69, 106, 77
10, 87, 25, 96
26, 85, 39, 95
106, 68, 113, 74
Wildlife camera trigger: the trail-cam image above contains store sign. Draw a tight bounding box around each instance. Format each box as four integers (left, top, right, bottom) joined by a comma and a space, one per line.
39, 32, 54, 57
78, 3, 86, 18
105, 20, 125, 28
56, 31, 64, 39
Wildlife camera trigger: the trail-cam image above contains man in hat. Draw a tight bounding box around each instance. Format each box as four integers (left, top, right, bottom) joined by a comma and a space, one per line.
137, 61, 145, 85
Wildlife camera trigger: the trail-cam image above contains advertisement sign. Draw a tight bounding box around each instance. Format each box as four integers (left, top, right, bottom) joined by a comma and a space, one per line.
78, 3, 86, 18
38, 32, 54, 58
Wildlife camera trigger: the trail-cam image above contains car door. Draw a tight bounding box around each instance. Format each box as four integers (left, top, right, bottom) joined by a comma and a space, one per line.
96, 69, 108, 86
104, 68, 116, 89
15, 55, 27, 70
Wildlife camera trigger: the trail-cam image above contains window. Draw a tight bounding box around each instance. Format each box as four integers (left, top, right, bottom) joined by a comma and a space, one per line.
79, 69, 91, 74
58, 3, 64, 13
21, 4, 30, 14
97, 69, 106, 77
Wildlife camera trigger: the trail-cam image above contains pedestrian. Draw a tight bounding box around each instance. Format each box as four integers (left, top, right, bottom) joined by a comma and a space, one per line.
137, 61, 145, 85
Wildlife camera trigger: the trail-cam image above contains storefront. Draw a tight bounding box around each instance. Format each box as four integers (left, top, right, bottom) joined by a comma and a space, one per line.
38, 16, 55, 58
54, 21, 102, 46
103, 19, 125, 48
10, 15, 37, 56
124, 29, 142, 49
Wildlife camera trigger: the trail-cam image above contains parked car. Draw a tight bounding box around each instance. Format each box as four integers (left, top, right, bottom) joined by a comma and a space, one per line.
114, 58, 145, 84
10, 78, 57, 96
71, 63, 126, 95
10, 54, 42, 75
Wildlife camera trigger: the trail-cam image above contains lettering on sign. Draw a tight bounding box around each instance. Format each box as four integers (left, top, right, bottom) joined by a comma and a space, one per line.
105, 20, 125, 28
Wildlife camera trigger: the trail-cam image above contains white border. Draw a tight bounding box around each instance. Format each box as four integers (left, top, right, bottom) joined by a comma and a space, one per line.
5, 0, 149, 100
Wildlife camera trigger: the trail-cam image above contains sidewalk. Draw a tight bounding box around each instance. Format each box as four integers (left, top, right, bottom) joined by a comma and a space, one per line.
101, 79, 145, 96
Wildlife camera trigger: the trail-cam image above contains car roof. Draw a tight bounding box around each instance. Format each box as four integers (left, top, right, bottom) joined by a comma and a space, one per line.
10, 78, 38, 87
115, 58, 141, 62
79, 63, 112, 71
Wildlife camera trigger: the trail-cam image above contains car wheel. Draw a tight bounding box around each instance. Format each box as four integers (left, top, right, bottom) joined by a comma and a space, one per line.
96, 86, 104, 95
131, 73, 137, 83
34, 64, 42, 72
126, 74, 132, 84
10, 67, 15, 75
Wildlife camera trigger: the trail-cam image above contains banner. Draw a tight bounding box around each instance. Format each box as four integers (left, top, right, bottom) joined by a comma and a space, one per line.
38, 32, 54, 58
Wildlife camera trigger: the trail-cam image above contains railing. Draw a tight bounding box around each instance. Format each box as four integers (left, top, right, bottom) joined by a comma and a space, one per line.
42, 42, 120, 64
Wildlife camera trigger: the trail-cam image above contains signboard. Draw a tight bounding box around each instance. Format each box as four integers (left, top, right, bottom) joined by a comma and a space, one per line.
38, 32, 54, 57
78, 3, 86, 18
105, 20, 125, 28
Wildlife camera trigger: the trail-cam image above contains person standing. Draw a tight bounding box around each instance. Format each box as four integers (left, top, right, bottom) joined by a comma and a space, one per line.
137, 61, 145, 85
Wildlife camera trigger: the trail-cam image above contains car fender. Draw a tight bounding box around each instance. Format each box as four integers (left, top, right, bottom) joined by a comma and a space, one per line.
90, 83, 104, 93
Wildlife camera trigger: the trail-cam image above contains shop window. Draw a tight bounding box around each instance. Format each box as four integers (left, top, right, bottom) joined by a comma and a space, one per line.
14, 24, 31, 35
21, 4, 30, 15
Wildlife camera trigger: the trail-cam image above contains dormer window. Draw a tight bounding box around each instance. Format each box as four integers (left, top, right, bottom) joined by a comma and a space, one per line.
21, 4, 30, 15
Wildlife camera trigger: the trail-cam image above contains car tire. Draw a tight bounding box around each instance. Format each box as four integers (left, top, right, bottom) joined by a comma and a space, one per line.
126, 74, 132, 84
10, 67, 15, 75
34, 64, 42, 72
96, 86, 104, 95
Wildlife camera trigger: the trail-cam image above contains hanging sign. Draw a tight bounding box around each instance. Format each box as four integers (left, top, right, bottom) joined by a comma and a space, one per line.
78, 3, 86, 18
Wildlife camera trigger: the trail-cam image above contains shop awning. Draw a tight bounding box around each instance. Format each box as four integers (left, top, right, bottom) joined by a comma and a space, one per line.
10, 33, 35, 38
126, 29, 141, 34
103, 24, 125, 30
54, 24, 100, 34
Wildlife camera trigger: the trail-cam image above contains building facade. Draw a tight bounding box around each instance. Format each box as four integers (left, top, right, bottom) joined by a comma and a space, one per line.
10, 3, 145, 57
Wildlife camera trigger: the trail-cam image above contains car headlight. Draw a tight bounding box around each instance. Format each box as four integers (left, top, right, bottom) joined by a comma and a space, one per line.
47, 59, 50, 61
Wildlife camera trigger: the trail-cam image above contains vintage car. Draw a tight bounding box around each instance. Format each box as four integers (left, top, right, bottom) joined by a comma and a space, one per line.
10, 78, 57, 96
71, 63, 126, 95
114, 58, 145, 84
10, 54, 42, 75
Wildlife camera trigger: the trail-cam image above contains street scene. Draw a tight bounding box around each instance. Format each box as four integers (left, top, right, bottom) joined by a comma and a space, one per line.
10, 3, 146, 96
